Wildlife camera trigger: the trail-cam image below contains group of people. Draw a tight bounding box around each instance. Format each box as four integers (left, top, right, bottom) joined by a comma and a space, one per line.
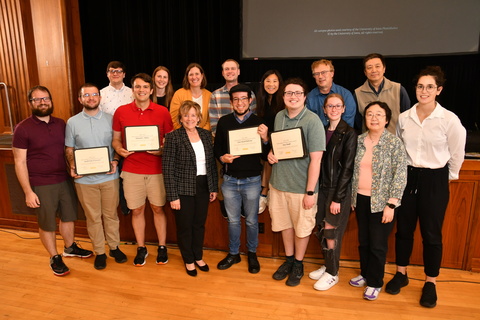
12, 54, 466, 309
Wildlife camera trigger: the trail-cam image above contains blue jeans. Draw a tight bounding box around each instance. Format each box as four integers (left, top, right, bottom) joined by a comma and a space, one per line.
221, 174, 261, 254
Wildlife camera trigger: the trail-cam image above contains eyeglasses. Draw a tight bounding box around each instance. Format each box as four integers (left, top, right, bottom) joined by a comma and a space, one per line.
30, 97, 51, 103
284, 91, 304, 97
312, 70, 332, 77
365, 113, 386, 119
325, 104, 344, 109
232, 97, 249, 103
416, 84, 438, 92
108, 69, 124, 74
81, 93, 100, 98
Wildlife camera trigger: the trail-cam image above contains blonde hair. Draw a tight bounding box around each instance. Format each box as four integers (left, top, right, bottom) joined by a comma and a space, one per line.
178, 100, 202, 125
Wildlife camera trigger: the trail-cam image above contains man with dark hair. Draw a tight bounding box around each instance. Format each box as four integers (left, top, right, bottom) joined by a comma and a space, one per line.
214, 84, 268, 274
65, 83, 127, 270
112, 73, 174, 266
99, 61, 133, 115
209, 59, 256, 135
354, 53, 411, 133
13, 85, 93, 276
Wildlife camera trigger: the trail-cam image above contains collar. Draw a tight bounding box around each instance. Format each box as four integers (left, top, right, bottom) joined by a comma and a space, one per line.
234, 110, 253, 123
368, 78, 385, 95
81, 109, 103, 120
108, 83, 127, 92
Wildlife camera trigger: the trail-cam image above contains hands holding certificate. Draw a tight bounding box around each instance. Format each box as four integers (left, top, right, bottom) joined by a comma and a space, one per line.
222, 124, 268, 163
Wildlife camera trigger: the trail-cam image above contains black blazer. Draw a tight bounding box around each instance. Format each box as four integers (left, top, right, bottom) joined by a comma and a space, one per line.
319, 119, 357, 203
163, 126, 218, 202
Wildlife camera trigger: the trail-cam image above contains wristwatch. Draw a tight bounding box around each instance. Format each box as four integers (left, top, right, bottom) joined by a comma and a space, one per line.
306, 191, 314, 196
386, 202, 396, 209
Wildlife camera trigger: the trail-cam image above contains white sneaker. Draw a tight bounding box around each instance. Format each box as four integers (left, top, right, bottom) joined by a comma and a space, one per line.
258, 195, 268, 214
349, 274, 366, 287
363, 286, 381, 300
313, 272, 339, 291
308, 265, 326, 280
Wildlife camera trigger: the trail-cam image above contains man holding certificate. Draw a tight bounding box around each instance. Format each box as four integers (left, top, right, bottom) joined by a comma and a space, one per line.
65, 83, 127, 270
214, 84, 269, 274
268, 78, 325, 287
112, 73, 174, 267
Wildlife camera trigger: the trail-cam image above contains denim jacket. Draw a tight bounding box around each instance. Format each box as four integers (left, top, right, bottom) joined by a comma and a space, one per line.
351, 129, 407, 213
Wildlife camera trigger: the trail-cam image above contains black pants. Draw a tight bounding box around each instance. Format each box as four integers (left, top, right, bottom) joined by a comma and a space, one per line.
174, 175, 210, 264
356, 194, 396, 288
395, 165, 449, 277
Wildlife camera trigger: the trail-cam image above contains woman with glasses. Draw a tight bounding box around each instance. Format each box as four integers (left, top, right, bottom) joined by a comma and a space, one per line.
308, 93, 357, 291
170, 63, 211, 130
256, 70, 284, 213
386, 66, 466, 308
151, 66, 174, 111
349, 101, 407, 301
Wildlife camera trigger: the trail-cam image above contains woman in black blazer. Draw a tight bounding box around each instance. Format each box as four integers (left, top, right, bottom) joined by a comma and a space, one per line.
163, 100, 218, 276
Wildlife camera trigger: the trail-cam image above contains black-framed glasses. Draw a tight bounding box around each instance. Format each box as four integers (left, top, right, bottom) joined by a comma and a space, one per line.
284, 91, 304, 97
325, 104, 344, 109
108, 69, 124, 74
232, 97, 249, 103
30, 97, 51, 103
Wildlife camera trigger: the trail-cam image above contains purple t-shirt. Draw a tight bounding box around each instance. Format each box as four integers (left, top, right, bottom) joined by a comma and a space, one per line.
13, 115, 69, 186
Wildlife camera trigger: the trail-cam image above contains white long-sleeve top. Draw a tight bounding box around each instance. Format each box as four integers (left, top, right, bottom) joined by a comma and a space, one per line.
396, 102, 466, 180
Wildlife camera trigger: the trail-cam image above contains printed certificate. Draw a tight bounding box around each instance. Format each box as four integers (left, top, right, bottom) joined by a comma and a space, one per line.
228, 126, 262, 156
270, 127, 307, 160
74, 146, 111, 175
124, 125, 160, 151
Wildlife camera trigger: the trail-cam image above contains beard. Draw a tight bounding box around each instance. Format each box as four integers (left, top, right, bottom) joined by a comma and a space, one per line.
234, 108, 250, 117
83, 104, 99, 111
32, 103, 54, 117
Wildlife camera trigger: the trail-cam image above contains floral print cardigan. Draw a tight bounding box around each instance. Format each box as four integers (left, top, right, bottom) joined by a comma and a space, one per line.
351, 129, 407, 213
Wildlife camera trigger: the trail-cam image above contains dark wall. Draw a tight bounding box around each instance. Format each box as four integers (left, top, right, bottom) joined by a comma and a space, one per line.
79, 0, 480, 132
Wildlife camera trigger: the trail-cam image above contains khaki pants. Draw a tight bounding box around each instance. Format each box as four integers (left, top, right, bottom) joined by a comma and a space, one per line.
75, 179, 120, 254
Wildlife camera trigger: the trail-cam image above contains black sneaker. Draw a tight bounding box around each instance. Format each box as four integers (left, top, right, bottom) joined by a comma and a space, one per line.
156, 246, 168, 264
50, 254, 70, 276
63, 242, 93, 258
420, 282, 437, 308
133, 246, 148, 266
94, 254, 107, 270
385, 272, 409, 295
272, 261, 293, 280
247, 251, 260, 274
109, 247, 128, 263
286, 262, 304, 287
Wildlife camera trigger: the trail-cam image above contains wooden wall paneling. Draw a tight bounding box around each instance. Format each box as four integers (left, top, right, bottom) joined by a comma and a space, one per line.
461, 161, 480, 272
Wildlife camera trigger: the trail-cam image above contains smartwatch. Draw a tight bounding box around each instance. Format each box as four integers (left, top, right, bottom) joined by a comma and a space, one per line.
386, 202, 396, 209
306, 191, 314, 196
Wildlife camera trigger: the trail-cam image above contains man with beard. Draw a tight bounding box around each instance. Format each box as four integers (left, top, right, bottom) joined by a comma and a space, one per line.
65, 83, 127, 270
214, 84, 269, 274
13, 86, 93, 276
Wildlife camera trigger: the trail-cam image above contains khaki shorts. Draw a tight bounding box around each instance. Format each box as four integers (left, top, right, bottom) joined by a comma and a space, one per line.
120, 171, 166, 209
268, 185, 317, 238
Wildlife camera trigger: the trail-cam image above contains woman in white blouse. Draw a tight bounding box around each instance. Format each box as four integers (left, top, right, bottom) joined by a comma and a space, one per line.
387, 66, 466, 308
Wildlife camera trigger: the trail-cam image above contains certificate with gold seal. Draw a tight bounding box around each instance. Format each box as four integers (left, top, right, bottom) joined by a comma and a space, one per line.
270, 127, 307, 160
124, 125, 160, 151
228, 126, 262, 156
74, 146, 111, 175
